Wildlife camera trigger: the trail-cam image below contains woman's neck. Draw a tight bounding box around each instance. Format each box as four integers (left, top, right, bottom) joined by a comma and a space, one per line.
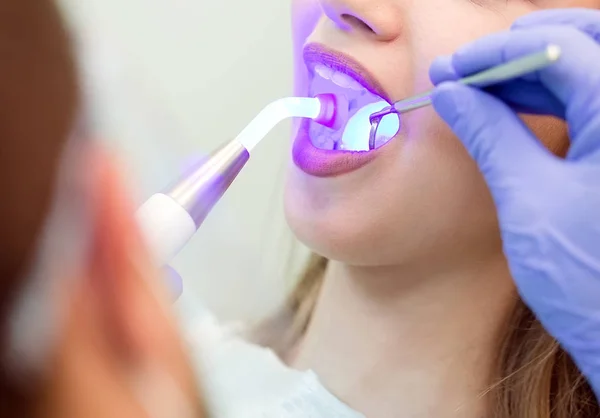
290, 254, 516, 418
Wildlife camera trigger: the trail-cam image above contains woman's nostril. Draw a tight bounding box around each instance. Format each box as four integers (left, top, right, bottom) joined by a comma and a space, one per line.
341, 14, 375, 34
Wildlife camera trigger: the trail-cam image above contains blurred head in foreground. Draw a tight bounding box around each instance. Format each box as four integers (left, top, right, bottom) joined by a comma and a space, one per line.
0, 2, 205, 417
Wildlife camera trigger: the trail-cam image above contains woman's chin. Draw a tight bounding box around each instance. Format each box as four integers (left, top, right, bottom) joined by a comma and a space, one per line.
283, 186, 403, 266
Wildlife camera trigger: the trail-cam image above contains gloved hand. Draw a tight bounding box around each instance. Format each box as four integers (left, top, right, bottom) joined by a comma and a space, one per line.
429, 9, 600, 396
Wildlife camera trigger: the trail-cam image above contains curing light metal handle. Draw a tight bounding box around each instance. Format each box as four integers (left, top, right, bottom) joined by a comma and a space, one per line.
136, 140, 249, 266
136, 95, 335, 266
368, 44, 562, 149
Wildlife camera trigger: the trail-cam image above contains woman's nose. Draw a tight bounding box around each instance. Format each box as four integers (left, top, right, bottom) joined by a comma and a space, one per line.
318, 0, 402, 42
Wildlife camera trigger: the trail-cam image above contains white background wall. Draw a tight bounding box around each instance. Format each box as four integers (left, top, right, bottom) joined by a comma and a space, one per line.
58, 0, 309, 322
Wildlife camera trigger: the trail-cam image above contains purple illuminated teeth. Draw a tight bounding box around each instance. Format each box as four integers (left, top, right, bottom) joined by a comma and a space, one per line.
308, 63, 396, 151
315, 64, 364, 91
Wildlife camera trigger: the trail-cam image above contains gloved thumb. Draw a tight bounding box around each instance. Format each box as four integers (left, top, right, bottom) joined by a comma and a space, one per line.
431, 82, 552, 194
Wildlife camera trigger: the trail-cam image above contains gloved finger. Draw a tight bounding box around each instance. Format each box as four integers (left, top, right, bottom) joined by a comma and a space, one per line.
431, 82, 555, 199
450, 26, 600, 102
429, 55, 459, 84
429, 51, 564, 118
448, 26, 600, 155
163, 265, 183, 301
430, 57, 565, 118
485, 80, 565, 119
513, 8, 600, 43
567, 113, 600, 161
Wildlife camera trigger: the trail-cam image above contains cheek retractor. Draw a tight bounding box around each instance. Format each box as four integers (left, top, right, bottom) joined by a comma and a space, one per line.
136, 94, 343, 266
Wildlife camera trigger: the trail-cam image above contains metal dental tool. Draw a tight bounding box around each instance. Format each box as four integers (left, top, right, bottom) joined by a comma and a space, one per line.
368, 44, 562, 150
136, 94, 342, 266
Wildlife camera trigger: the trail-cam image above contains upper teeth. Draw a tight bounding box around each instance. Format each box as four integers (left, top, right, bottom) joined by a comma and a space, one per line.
314, 64, 364, 91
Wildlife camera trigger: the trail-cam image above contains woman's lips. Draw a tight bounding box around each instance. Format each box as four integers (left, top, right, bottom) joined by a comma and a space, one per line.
292, 43, 391, 177
303, 43, 392, 103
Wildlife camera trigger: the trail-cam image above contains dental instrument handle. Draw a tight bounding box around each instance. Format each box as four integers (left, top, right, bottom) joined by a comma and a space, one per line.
368, 45, 561, 149
373, 44, 562, 121
136, 139, 249, 266
135, 94, 339, 266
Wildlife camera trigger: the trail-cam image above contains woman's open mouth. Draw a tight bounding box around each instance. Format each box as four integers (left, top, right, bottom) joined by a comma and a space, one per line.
293, 43, 400, 177
308, 63, 399, 152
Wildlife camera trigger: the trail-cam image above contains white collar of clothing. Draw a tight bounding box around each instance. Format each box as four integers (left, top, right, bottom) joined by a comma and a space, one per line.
185, 311, 365, 418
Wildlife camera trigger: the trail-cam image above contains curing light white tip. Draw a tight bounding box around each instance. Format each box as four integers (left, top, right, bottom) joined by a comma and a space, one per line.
136, 94, 342, 266
236, 94, 341, 151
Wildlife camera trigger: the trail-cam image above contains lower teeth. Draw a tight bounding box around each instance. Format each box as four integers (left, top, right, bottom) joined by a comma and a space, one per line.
314, 134, 335, 150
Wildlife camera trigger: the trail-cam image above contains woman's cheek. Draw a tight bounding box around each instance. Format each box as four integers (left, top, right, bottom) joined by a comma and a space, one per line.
292, 0, 321, 92
291, 0, 321, 139
292, 0, 321, 39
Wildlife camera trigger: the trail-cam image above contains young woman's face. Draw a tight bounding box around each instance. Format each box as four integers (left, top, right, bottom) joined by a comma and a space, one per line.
285, 0, 567, 267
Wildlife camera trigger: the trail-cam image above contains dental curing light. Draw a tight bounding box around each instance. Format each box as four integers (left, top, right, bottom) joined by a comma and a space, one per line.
136, 94, 345, 266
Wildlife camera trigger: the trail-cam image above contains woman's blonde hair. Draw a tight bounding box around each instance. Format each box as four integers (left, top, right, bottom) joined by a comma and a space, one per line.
256, 253, 598, 418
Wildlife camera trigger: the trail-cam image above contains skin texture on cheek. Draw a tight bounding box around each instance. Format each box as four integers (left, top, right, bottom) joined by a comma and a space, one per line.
292, 0, 321, 96
522, 115, 569, 156
291, 0, 322, 140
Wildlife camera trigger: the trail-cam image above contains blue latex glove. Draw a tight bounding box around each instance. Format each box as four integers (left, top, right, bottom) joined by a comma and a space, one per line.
429, 9, 600, 396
